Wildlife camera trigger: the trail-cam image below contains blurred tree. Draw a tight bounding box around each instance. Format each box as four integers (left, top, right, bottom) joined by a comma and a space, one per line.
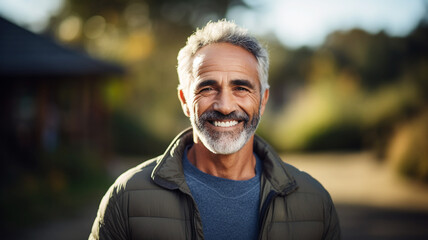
269, 19, 428, 156
267, 38, 313, 109
404, 22, 428, 100
324, 29, 406, 89
388, 109, 428, 183
58, 0, 245, 26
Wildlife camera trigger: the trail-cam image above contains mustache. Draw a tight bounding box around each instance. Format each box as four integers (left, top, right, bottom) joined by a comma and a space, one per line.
199, 110, 250, 123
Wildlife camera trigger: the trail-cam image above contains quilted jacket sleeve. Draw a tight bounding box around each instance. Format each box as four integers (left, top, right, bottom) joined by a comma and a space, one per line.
89, 185, 128, 240
322, 194, 341, 240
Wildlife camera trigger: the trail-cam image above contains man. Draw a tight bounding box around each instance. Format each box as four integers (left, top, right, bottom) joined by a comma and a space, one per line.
90, 20, 340, 240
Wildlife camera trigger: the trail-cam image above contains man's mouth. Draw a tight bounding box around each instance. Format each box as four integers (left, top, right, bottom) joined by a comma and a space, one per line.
212, 120, 239, 127
199, 111, 248, 129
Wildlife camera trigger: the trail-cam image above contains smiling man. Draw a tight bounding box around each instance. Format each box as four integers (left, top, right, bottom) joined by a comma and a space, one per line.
90, 20, 341, 240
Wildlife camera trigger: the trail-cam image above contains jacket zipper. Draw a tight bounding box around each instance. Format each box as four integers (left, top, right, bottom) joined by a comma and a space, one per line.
186, 194, 198, 240
257, 182, 298, 239
258, 190, 279, 240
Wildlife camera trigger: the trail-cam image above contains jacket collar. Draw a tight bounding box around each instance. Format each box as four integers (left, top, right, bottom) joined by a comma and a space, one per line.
152, 128, 297, 195
253, 135, 298, 195
151, 128, 194, 193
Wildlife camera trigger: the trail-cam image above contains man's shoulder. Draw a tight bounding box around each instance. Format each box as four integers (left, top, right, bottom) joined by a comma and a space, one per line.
109, 156, 162, 195
279, 160, 332, 200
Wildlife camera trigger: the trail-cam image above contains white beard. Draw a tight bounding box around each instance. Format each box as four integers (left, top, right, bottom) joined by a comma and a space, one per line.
192, 122, 251, 154
190, 109, 260, 155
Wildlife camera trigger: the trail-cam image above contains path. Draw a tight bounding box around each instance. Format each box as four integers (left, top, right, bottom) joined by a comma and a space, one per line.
284, 152, 428, 211
284, 152, 428, 239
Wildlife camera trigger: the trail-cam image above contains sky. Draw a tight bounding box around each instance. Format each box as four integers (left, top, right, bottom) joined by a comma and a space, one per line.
229, 0, 427, 48
0, 0, 64, 32
0, 0, 426, 48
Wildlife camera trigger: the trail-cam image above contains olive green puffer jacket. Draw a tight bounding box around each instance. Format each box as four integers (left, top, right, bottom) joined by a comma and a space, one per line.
89, 129, 341, 239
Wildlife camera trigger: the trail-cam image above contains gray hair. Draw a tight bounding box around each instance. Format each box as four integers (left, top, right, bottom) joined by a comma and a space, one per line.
177, 19, 270, 96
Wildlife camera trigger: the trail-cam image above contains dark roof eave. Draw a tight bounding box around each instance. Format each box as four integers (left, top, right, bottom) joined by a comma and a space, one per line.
0, 17, 125, 77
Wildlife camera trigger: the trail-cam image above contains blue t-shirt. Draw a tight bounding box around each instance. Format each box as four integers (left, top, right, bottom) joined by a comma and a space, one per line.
183, 146, 262, 240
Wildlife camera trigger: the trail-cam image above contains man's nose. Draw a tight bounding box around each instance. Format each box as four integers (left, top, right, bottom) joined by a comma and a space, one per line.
212, 90, 236, 115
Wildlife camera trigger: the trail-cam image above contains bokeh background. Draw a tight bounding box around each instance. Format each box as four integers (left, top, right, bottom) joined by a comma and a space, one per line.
1, 0, 428, 239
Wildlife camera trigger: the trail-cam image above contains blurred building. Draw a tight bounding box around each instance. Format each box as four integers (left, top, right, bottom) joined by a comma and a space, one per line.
0, 16, 123, 169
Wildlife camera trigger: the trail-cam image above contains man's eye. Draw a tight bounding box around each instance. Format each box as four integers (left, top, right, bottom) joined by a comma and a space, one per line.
235, 87, 249, 92
199, 87, 214, 93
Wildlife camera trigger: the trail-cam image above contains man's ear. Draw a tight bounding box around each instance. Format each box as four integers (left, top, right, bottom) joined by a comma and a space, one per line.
178, 88, 190, 117
260, 88, 269, 116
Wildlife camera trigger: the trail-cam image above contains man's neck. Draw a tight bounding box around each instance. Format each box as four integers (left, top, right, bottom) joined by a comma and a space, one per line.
187, 136, 256, 181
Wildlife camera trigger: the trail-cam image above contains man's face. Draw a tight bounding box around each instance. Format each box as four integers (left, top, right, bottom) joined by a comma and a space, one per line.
179, 43, 269, 154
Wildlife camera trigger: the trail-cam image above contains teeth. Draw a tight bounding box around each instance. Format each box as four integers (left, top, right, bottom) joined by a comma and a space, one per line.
214, 121, 238, 127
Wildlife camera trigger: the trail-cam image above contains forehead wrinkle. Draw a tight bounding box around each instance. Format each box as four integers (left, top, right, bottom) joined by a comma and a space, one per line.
195, 62, 257, 78
193, 46, 257, 73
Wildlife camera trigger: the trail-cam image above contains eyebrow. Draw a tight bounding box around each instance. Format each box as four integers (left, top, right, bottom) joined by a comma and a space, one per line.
230, 79, 255, 89
195, 79, 217, 90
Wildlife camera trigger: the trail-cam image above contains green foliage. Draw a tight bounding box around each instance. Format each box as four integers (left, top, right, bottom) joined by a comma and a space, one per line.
388, 111, 428, 183
270, 80, 362, 151
268, 23, 428, 154
62, 0, 245, 26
